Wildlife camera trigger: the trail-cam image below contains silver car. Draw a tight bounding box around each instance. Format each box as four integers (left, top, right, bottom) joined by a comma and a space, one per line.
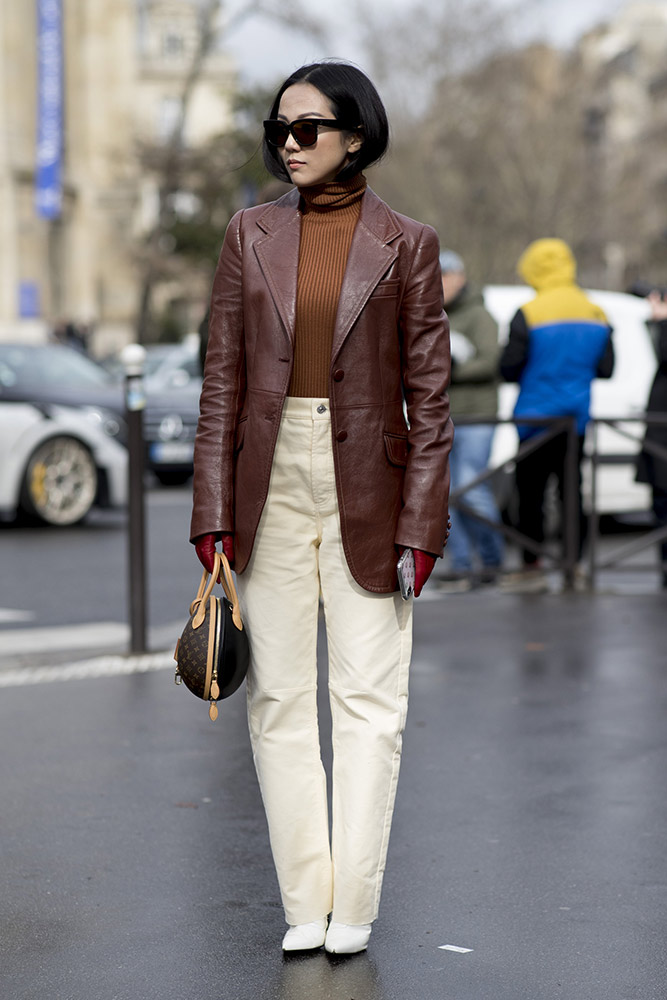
0, 400, 127, 526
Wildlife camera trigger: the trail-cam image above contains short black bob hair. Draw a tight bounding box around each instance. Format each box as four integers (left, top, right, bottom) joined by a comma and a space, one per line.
262, 61, 389, 184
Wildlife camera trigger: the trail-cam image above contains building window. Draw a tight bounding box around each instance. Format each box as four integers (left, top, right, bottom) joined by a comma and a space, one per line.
163, 32, 185, 58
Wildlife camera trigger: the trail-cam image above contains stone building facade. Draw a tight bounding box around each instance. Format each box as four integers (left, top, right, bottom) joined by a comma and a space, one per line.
0, 0, 233, 352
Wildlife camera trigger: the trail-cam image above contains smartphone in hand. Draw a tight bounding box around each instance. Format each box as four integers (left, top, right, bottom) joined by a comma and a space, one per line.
396, 548, 415, 601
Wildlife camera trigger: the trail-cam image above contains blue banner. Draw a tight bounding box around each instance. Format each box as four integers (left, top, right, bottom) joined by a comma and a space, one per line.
19, 281, 41, 318
35, 0, 63, 219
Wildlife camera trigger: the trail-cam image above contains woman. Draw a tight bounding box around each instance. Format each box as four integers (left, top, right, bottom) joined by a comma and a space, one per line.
191, 62, 452, 954
637, 291, 667, 588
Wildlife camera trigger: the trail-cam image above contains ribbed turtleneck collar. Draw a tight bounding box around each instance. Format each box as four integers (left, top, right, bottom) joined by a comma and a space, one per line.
299, 174, 367, 215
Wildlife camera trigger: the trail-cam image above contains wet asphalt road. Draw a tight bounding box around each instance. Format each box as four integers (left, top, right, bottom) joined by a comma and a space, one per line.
0, 492, 666, 999
0, 485, 193, 633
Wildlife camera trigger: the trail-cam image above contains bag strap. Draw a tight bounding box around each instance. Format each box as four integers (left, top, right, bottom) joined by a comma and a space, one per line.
191, 564, 219, 628
190, 566, 209, 614
215, 550, 244, 632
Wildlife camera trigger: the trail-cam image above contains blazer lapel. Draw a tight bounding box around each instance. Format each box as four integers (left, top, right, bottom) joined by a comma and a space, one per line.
254, 190, 301, 346
252, 187, 403, 358
331, 189, 402, 361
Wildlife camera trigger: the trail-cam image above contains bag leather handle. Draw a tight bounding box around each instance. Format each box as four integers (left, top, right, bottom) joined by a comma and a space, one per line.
191, 563, 218, 628
215, 551, 244, 631
191, 550, 244, 632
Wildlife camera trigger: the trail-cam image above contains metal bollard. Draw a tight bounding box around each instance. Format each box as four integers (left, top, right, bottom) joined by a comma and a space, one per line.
120, 343, 147, 653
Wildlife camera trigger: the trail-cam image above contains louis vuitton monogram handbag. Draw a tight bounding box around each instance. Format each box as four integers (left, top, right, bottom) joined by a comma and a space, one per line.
174, 551, 249, 721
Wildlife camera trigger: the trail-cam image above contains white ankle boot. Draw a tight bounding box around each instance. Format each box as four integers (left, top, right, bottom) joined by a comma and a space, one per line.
282, 917, 327, 952
325, 921, 372, 954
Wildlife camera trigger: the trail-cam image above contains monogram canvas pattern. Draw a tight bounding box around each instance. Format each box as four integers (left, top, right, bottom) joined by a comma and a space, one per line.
175, 599, 220, 700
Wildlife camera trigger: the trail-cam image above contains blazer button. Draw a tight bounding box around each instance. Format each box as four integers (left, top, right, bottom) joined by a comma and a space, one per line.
336, 430, 348, 442
333, 369, 345, 381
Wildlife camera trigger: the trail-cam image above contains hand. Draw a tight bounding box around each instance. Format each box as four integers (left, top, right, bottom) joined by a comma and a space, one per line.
648, 291, 667, 321
398, 546, 437, 597
194, 533, 220, 575
413, 549, 436, 597
220, 533, 235, 566
194, 533, 235, 575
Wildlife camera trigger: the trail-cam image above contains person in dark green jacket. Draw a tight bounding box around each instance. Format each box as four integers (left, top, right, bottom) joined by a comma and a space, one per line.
441, 250, 504, 586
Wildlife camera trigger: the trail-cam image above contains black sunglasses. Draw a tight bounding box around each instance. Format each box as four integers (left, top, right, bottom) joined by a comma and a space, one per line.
263, 118, 348, 148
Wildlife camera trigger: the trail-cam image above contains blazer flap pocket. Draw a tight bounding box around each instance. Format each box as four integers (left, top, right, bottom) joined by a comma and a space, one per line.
384, 432, 409, 467
371, 278, 401, 299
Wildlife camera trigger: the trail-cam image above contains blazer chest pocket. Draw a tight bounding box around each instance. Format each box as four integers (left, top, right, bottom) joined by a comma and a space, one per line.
384, 432, 408, 467
370, 278, 401, 299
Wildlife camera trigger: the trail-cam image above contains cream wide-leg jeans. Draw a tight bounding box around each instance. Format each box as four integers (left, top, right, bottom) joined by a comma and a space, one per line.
235, 397, 413, 927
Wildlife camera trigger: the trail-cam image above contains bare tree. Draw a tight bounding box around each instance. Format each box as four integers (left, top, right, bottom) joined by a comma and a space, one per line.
357, 0, 666, 290
352, 0, 615, 285
135, 0, 327, 341
352, 0, 520, 120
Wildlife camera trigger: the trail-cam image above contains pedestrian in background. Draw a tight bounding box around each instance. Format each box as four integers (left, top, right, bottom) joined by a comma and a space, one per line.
636, 290, 667, 589
500, 238, 614, 592
190, 62, 452, 955
439, 250, 504, 590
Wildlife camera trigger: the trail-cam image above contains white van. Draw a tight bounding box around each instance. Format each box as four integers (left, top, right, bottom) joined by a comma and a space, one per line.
482, 285, 655, 516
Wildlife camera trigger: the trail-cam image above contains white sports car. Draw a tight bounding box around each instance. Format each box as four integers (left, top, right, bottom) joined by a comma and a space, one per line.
0, 401, 127, 526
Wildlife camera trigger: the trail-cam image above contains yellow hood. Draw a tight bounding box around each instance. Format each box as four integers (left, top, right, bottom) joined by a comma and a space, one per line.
517, 238, 577, 291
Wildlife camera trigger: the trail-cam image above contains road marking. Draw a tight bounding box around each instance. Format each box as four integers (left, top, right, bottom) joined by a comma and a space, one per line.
0, 651, 175, 687
439, 945, 474, 954
0, 608, 36, 624
0, 621, 131, 655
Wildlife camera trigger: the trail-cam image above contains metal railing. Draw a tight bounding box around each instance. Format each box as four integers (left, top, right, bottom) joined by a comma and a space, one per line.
586, 414, 667, 587
449, 412, 667, 591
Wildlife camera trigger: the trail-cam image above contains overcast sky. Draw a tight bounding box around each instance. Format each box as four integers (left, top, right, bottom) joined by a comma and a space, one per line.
226, 0, 633, 87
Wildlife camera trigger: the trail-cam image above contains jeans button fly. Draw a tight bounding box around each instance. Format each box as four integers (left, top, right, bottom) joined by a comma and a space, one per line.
316, 404, 326, 414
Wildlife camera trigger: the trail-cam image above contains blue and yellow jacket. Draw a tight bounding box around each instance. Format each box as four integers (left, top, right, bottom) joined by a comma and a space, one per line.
500, 239, 614, 439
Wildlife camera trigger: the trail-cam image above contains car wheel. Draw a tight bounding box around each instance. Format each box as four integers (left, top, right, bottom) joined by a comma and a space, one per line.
20, 436, 98, 526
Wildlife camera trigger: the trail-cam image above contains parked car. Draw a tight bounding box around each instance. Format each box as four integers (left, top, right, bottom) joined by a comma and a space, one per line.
141, 338, 201, 485
100, 338, 202, 388
141, 382, 200, 485
0, 400, 127, 525
142, 335, 202, 392
0, 343, 199, 486
0, 341, 125, 433
482, 286, 655, 516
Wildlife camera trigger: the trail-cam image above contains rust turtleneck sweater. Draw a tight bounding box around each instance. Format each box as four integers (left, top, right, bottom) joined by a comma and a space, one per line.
288, 174, 367, 398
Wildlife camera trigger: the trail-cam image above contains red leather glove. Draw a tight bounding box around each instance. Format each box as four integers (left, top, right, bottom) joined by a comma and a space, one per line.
413, 549, 436, 597
220, 533, 234, 566
398, 546, 437, 598
194, 532, 235, 574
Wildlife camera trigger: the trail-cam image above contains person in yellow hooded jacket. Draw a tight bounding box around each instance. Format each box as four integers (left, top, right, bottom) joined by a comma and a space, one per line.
500, 239, 614, 589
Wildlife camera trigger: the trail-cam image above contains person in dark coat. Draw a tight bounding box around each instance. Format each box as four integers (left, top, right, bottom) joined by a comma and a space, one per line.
636, 291, 667, 588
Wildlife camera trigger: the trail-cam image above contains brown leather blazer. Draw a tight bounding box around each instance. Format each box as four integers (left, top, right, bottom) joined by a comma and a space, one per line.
190, 185, 453, 593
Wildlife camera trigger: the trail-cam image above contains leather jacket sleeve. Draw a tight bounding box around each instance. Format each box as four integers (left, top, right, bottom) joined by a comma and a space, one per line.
190, 211, 246, 542
395, 224, 453, 555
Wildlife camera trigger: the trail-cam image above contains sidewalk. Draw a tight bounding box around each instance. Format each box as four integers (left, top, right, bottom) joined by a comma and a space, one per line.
0, 619, 183, 674
1, 590, 666, 1000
